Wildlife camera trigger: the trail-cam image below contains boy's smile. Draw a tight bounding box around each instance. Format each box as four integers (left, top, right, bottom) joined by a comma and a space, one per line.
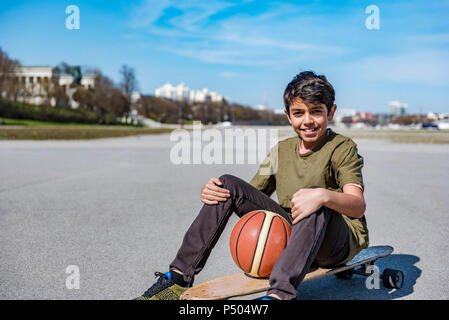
285, 98, 337, 150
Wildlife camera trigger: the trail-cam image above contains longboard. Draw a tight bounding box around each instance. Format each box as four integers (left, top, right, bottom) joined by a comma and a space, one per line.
180, 245, 403, 300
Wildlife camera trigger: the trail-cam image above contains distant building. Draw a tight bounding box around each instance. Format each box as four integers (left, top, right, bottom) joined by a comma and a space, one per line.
333, 108, 357, 127
155, 83, 190, 101
426, 112, 438, 121
274, 108, 285, 115
338, 109, 356, 116
355, 112, 374, 120
10, 66, 95, 108
439, 113, 449, 120
254, 104, 268, 111
437, 119, 449, 129
155, 82, 226, 103
388, 101, 408, 116
131, 91, 141, 104
375, 113, 394, 126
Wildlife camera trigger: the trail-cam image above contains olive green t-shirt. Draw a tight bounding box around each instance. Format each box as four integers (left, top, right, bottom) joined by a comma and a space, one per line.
249, 128, 369, 264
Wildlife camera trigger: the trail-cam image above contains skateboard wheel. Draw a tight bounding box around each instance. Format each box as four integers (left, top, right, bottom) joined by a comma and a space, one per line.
335, 269, 353, 280
382, 269, 404, 289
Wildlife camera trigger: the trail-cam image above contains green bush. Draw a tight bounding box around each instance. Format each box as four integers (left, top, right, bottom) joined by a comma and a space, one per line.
0, 99, 118, 124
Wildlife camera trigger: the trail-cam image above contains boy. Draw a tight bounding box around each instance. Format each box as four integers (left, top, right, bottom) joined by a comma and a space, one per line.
136, 71, 368, 300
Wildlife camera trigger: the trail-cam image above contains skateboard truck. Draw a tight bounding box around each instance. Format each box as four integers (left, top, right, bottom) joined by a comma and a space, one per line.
335, 261, 404, 289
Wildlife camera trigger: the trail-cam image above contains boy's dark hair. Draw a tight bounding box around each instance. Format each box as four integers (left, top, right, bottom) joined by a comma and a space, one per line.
283, 71, 335, 114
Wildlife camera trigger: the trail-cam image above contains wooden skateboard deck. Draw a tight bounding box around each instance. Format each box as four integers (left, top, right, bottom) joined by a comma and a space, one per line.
180, 245, 400, 300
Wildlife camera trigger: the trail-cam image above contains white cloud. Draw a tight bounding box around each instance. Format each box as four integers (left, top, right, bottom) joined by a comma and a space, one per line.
163, 45, 275, 66
166, 0, 235, 31
130, 0, 235, 30
128, 0, 346, 66
130, 0, 172, 28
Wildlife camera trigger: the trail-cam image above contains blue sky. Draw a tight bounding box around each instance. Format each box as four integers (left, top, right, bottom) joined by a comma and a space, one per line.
1, 0, 448, 114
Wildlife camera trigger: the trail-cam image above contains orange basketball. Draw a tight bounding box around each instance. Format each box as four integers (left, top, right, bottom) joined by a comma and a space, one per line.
229, 210, 291, 278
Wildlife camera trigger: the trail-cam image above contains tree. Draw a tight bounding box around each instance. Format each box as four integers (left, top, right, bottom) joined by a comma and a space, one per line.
109, 88, 129, 120
73, 69, 127, 118
119, 65, 138, 122
139, 95, 179, 123
0, 47, 21, 101
51, 81, 70, 107
119, 65, 138, 100
392, 115, 432, 126
72, 86, 95, 110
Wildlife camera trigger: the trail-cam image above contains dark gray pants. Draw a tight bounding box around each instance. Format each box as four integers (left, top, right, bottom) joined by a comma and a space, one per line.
170, 174, 349, 299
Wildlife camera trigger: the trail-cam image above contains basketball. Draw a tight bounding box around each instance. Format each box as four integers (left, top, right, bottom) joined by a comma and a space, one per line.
229, 210, 291, 278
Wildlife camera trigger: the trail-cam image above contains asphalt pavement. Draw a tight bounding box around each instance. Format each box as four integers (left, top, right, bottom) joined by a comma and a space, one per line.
1, 128, 448, 299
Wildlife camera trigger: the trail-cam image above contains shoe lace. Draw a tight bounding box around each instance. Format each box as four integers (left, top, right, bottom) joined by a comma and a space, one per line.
154, 271, 168, 280
142, 272, 174, 297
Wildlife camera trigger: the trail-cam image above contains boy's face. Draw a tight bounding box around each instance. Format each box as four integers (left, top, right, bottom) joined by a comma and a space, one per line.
284, 98, 337, 149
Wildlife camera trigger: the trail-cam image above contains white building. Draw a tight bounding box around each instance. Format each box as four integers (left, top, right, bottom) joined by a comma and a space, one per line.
155, 83, 190, 101
426, 112, 438, 121
155, 82, 225, 103
334, 108, 357, 121
332, 108, 358, 128
388, 101, 408, 116
274, 108, 285, 114
255, 104, 268, 111
437, 119, 449, 129
11, 66, 95, 108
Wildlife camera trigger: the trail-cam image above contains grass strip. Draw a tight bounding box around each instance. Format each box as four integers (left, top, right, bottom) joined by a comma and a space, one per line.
0, 127, 174, 140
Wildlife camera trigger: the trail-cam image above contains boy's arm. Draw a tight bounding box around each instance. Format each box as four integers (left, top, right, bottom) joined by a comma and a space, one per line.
290, 184, 365, 224
249, 170, 276, 196
322, 184, 366, 219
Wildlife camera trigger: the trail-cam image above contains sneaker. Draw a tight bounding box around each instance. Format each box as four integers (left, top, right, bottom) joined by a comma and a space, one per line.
254, 295, 280, 300
135, 271, 191, 300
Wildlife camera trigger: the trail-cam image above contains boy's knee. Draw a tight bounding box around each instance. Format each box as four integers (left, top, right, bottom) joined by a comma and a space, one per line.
218, 174, 240, 187
218, 174, 250, 196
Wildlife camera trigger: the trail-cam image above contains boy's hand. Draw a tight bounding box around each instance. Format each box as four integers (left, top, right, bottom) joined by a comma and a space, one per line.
290, 188, 326, 224
200, 177, 231, 205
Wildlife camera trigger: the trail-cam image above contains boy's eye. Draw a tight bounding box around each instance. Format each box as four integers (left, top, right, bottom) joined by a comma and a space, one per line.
291, 109, 323, 116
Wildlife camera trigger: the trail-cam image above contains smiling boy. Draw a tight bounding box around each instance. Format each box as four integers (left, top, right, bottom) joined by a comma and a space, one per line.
279, 78, 366, 225
136, 71, 368, 300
